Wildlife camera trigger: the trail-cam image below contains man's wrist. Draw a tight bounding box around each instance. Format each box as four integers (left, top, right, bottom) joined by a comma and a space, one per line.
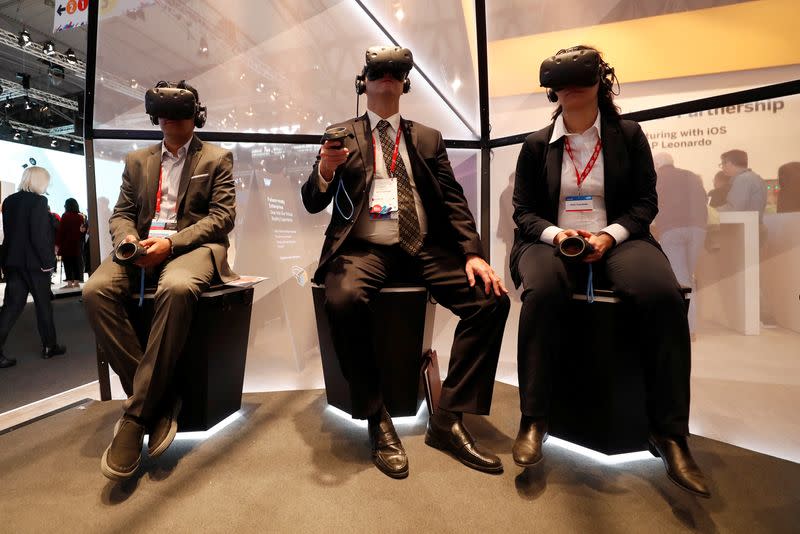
165, 237, 174, 257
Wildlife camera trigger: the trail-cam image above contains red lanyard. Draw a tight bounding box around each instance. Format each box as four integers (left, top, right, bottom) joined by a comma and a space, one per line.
371, 125, 403, 178
155, 166, 164, 215
564, 136, 602, 190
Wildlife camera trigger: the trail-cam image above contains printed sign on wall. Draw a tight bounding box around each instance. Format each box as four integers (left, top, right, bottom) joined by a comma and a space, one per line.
54, 0, 89, 32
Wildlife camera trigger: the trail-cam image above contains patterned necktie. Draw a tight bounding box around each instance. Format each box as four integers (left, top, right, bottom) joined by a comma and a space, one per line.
376, 119, 423, 255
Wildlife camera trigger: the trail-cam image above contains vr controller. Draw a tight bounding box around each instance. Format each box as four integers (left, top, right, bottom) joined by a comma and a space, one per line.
145, 81, 207, 128
321, 126, 354, 149
356, 46, 413, 95
113, 241, 146, 266
557, 235, 595, 262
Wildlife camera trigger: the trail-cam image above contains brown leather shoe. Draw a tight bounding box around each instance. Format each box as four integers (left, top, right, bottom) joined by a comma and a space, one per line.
101, 416, 145, 481
425, 410, 503, 474
368, 407, 408, 479
649, 434, 711, 498
512, 416, 548, 467
148, 398, 182, 458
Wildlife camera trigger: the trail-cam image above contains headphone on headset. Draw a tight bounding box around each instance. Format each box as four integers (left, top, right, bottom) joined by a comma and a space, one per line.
544, 47, 616, 103
147, 80, 207, 128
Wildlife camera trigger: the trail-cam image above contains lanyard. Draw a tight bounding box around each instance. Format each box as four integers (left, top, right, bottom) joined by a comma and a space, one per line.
564, 136, 602, 191
371, 125, 403, 178
155, 166, 164, 215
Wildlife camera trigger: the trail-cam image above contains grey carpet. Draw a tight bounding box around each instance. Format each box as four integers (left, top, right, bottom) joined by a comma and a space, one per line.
0, 297, 97, 412
1, 383, 798, 533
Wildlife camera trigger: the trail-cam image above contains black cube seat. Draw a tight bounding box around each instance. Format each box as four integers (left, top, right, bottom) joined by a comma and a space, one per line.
311, 282, 437, 417
548, 287, 691, 455
96, 285, 254, 432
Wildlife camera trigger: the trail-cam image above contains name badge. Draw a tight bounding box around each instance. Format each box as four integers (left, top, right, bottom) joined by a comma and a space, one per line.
565, 195, 594, 212
148, 219, 178, 239
369, 177, 399, 220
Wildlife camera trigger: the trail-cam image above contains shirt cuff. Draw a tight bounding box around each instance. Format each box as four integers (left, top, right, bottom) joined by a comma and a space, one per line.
317, 168, 332, 192
600, 223, 630, 245
540, 225, 564, 246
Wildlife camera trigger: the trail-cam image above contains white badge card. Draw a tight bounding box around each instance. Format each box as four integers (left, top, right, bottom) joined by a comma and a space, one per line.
148, 219, 178, 239
369, 177, 399, 220
565, 195, 594, 213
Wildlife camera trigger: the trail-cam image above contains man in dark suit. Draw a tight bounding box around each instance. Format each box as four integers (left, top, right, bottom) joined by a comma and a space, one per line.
302, 46, 510, 479
0, 166, 67, 368
83, 81, 236, 480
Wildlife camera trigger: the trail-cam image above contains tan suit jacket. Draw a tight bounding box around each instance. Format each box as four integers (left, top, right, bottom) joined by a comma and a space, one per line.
108, 135, 237, 282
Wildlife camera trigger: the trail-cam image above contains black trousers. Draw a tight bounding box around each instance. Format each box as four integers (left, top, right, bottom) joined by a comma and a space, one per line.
62, 255, 84, 281
323, 238, 510, 419
0, 268, 57, 350
516, 239, 691, 436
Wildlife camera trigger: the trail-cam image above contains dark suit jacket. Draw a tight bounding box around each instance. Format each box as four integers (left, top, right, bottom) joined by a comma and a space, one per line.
510, 116, 659, 288
109, 135, 237, 281
301, 113, 483, 281
0, 190, 56, 271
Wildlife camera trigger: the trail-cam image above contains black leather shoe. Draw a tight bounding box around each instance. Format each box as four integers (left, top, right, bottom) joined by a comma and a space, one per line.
649, 434, 711, 498
425, 410, 503, 474
367, 407, 408, 479
148, 398, 182, 458
101, 416, 145, 481
512, 416, 548, 467
41, 344, 67, 359
0, 353, 16, 368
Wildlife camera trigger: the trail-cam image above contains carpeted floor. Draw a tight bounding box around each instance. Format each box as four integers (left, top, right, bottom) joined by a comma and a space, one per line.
0, 297, 97, 413
1, 383, 798, 533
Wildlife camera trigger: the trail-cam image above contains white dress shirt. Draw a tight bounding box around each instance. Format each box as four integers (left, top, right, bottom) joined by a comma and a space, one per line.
318, 110, 427, 245
156, 138, 193, 222
540, 112, 630, 246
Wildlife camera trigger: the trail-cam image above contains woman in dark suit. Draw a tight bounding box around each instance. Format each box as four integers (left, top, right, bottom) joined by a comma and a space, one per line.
0, 166, 66, 368
510, 46, 709, 497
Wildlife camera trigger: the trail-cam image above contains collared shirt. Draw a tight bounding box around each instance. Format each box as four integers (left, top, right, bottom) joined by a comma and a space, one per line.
156, 138, 193, 222
318, 109, 427, 245
718, 168, 767, 224
540, 111, 630, 246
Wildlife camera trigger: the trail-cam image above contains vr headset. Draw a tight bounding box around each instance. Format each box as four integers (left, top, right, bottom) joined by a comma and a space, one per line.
145, 80, 207, 128
539, 47, 614, 102
557, 235, 595, 262
355, 46, 413, 95
113, 241, 146, 266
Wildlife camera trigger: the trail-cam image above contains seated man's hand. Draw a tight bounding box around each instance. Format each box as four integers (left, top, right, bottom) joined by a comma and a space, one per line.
123, 234, 139, 244
465, 254, 508, 297
135, 237, 171, 268
577, 230, 615, 263
319, 140, 350, 181
554, 228, 579, 246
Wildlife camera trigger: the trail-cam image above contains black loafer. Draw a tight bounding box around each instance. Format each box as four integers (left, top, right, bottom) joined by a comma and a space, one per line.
148, 398, 182, 458
649, 434, 711, 498
101, 416, 145, 481
368, 407, 408, 479
0, 353, 16, 368
425, 411, 502, 474
512, 416, 548, 467
42, 344, 67, 359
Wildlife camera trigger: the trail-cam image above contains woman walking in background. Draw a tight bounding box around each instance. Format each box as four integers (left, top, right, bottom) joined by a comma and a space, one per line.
56, 198, 87, 288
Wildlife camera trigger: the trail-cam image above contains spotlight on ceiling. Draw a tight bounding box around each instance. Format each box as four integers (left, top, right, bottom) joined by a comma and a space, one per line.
129, 78, 138, 89
65, 48, 77, 64
4, 101, 12, 110
50, 139, 58, 148
24, 98, 32, 111
13, 131, 21, 141
26, 130, 33, 140
18, 29, 31, 48
199, 36, 208, 55
42, 41, 55, 56
40, 104, 49, 113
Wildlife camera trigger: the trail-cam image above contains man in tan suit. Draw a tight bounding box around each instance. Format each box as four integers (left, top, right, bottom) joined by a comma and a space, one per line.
83, 81, 236, 481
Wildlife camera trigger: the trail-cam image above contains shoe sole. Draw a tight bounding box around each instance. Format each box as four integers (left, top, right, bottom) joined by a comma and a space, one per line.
148, 399, 182, 458
648, 442, 711, 499
100, 446, 139, 482
425, 433, 503, 474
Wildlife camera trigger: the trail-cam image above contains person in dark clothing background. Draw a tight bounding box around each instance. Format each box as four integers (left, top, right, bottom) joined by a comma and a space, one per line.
777, 162, 800, 213
707, 171, 731, 208
0, 166, 67, 368
56, 198, 87, 288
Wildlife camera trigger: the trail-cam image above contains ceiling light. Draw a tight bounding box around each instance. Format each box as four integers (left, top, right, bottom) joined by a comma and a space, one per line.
13, 131, 20, 141
42, 41, 55, 56
256, 83, 264, 93
50, 139, 58, 147
451, 76, 462, 92
40, 104, 49, 113
65, 48, 77, 64
269, 91, 277, 102
26, 130, 33, 139
4, 101, 12, 110
24, 98, 32, 110
18, 29, 31, 47
199, 37, 208, 55
129, 78, 138, 89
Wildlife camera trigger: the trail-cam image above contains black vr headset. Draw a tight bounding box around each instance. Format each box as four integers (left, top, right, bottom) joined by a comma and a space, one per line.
355, 46, 413, 95
145, 80, 207, 128
539, 47, 615, 103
